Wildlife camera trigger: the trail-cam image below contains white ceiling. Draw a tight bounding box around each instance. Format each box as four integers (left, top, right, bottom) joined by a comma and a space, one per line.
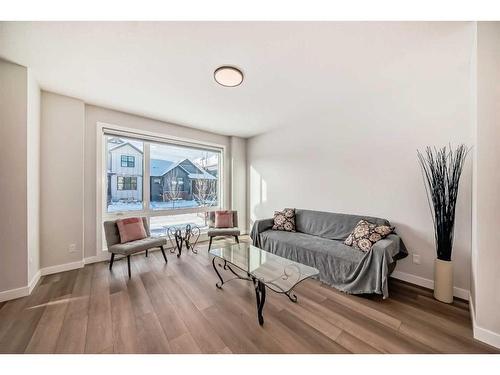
0, 22, 468, 137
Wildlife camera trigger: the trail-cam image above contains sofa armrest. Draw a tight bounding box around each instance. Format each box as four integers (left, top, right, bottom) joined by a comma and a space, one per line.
250, 218, 274, 247
371, 233, 408, 262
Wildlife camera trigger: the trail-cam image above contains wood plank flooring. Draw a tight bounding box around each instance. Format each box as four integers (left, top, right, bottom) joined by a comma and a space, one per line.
0, 237, 497, 354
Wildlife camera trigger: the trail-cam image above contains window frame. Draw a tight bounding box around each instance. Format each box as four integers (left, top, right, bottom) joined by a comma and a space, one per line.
96, 122, 226, 252
117, 176, 138, 191
120, 155, 135, 168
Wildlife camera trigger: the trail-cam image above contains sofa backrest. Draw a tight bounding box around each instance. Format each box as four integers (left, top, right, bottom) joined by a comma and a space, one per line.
294, 209, 390, 240
103, 217, 150, 247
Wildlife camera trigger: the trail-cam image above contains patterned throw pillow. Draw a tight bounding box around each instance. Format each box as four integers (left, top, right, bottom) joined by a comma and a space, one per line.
344, 220, 394, 252
272, 208, 296, 232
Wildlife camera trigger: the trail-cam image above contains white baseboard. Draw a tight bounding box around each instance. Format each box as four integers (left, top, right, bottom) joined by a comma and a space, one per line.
469, 294, 500, 349
0, 270, 42, 302
0, 285, 29, 303
391, 270, 469, 300
84, 252, 110, 264
28, 270, 41, 294
40, 260, 84, 276
1, 259, 91, 302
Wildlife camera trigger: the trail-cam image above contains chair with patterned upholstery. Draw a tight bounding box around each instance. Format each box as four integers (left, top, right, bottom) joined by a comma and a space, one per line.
207, 211, 240, 251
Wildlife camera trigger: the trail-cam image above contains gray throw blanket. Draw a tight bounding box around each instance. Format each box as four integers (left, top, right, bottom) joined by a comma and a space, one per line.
250, 211, 407, 298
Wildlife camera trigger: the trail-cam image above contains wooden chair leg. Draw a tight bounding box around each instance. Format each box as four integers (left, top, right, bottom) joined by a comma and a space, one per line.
109, 253, 115, 270
234, 235, 240, 244
127, 255, 131, 278
145, 249, 149, 257
160, 245, 168, 263
208, 236, 213, 251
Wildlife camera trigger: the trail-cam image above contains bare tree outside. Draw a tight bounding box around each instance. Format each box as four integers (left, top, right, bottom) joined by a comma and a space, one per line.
163, 168, 183, 208
192, 178, 217, 207
193, 153, 218, 224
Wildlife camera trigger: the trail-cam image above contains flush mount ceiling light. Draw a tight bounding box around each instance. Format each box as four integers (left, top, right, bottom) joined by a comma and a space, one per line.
214, 66, 244, 87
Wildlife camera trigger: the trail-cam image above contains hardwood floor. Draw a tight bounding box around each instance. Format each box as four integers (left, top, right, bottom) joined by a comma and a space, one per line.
0, 237, 497, 354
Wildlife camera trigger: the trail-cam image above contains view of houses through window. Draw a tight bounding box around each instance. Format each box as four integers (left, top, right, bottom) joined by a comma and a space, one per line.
149, 142, 219, 210
107, 136, 144, 211
105, 134, 221, 233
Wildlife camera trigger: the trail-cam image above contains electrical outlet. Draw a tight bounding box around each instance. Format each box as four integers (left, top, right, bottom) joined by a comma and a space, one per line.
68, 244, 77, 253
412, 254, 421, 264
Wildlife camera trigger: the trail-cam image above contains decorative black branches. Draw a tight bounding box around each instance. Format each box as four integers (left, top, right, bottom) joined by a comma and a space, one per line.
417, 145, 469, 261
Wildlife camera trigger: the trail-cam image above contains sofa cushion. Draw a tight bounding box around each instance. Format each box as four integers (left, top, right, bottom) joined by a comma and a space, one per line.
344, 220, 394, 252
259, 230, 364, 272
272, 208, 296, 232
108, 236, 167, 255
294, 209, 390, 240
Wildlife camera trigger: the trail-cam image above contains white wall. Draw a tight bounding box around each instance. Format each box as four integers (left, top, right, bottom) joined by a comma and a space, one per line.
230, 136, 247, 233
40, 91, 85, 268
472, 21, 500, 347
27, 69, 41, 281
0, 59, 28, 293
247, 23, 475, 295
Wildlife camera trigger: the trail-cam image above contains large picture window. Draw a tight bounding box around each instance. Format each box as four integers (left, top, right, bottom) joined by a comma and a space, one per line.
103, 131, 223, 233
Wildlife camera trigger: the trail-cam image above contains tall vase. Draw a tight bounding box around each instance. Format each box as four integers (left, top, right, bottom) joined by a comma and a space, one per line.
434, 259, 453, 303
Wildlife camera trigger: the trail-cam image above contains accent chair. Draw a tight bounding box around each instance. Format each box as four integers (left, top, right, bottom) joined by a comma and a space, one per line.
103, 217, 168, 278
207, 211, 241, 251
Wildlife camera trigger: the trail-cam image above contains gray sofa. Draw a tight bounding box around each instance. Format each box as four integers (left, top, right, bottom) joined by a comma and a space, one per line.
250, 209, 408, 298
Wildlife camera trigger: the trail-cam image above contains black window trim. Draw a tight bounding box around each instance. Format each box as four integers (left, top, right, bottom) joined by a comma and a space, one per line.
117, 176, 138, 191
120, 155, 135, 167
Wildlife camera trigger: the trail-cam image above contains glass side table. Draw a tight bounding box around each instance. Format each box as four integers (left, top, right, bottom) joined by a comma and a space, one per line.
165, 224, 201, 257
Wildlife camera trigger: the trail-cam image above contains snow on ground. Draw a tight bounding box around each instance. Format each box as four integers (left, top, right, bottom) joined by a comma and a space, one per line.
107, 200, 203, 212
107, 201, 144, 212
150, 213, 208, 236
106, 200, 212, 236
151, 200, 202, 210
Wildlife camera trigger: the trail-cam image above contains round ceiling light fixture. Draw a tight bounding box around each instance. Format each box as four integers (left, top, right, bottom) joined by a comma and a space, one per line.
214, 66, 244, 87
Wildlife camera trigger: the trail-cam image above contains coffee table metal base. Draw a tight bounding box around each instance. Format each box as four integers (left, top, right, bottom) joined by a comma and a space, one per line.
212, 257, 297, 326
166, 224, 200, 257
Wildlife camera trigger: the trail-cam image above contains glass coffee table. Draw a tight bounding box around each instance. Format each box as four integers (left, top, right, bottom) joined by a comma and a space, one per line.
209, 243, 319, 325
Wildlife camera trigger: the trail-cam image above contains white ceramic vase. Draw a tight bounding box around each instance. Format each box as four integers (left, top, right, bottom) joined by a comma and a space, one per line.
434, 259, 453, 303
